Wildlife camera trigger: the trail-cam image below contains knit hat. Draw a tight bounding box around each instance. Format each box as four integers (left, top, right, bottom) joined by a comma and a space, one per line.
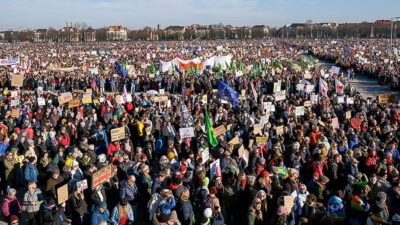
277, 205, 288, 215
9, 215, 18, 224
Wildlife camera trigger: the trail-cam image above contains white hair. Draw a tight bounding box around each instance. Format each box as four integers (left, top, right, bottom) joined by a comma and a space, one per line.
8, 188, 17, 196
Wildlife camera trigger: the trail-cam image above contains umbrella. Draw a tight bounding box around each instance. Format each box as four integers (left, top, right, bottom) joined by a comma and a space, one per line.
146, 90, 158, 95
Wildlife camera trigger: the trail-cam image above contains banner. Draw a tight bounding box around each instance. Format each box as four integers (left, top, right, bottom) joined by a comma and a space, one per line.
0, 58, 20, 66
68, 98, 80, 108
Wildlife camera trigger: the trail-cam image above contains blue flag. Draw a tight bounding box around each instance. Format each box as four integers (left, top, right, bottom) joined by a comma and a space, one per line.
175, 65, 183, 77
343, 48, 351, 54
115, 62, 127, 77
217, 80, 239, 107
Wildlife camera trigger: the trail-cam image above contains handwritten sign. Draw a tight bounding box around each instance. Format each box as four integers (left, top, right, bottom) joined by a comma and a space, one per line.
11, 74, 24, 87
77, 179, 88, 192
379, 93, 397, 104
11, 109, 20, 118
68, 98, 80, 109
92, 164, 112, 189
284, 196, 294, 212
202, 148, 209, 164
229, 136, 239, 145
351, 118, 361, 130
332, 117, 339, 129
153, 96, 168, 102
179, 127, 195, 139
38, 97, 46, 106
202, 95, 208, 104
256, 137, 268, 147
276, 126, 284, 135
345, 111, 351, 119
253, 123, 261, 135
295, 106, 305, 116
82, 94, 92, 104
111, 127, 126, 142
57, 184, 69, 204
214, 125, 227, 137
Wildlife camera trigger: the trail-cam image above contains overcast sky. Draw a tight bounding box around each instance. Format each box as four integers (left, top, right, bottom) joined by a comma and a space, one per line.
1, 0, 399, 30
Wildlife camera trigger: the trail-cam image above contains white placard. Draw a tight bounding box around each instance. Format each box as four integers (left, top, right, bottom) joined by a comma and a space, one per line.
295, 106, 305, 116
347, 97, 354, 104
38, 97, 46, 106
296, 84, 304, 91
179, 127, 195, 139
273, 82, 281, 93
337, 96, 344, 104
159, 89, 165, 95
306, 85, 315, 93
202, 148, 210, 164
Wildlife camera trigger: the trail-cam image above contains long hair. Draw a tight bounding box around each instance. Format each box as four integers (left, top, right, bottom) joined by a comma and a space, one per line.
118, 203, 130, 218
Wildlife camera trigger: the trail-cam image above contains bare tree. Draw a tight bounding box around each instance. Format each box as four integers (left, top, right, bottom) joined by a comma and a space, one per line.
81, 22, 88, 31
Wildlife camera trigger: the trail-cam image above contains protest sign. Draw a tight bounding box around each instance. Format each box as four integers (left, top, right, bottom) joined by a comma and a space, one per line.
38, 97, 46, 106
332, 117, 339, 129
229, 136, 239, 145
82, 94, 92, 104
86, 88, 92, 95
10, 100, 20, 107
154, 96, 168, 102
273, 82, 281, 93
346, 111, 351, 119
295, 106, 305, 116
77, 179, 88, 192
57, 184, 69, 204
296, 84, 304, 91
241, 90, 246, 97
111, 127, 126, 142
274, 91, 286, 101
256, 137, 268, 147
337, 96, 344, 104
253, 123, 261, 135
10, 91, 18, 98
179, 127, 195, 139
304, 101, 311, 107
11, 109, 20, 118
273, 166, 287, 177
346, 97, 354, 104
378, 94, 397, 104
306, 85, 315, 93
11, 74, 24, 87
210, 159, 221, 181
276, 126, 284, 135
159, 89, 165, 95
284, 196, 295, 211
58, 92, 73, 105
351, 118, 361, 130
202, 148, 209, 164
68, 98, 80, 108
202, 95, 208, 104
92, 164, 112, 189
214, 125, 227, 137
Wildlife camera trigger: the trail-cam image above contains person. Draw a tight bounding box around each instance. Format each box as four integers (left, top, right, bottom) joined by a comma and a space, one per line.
247, 197, 263, 225
23, 182, 43, 225
8, 215, 19, 225
120, 175, 139, 215
110, 198, 134, 225
2, 189, 21, 222
45, 169, 64, 199
91, 202, 110, 225
40, 197, 68, 225
24, 157, 39, 184
176, 188, 194, 225
68, 187, 88, 225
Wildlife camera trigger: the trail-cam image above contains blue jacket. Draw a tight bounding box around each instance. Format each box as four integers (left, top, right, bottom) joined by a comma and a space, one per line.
110, 203, 134, 225
160, 197, 176, 215
24, 163, 39, 183
91, 205, 110, 225
177, 199, 194, 225
120, 180, 139, 204
0, 141, 9, 155
212, 212, 225, 225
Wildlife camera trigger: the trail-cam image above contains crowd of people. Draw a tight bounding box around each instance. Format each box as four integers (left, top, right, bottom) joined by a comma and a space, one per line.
0, 38, 399, 225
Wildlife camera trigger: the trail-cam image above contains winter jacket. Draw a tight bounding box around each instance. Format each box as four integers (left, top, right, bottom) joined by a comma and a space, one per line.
160, 197, 176, 215
120, 180, 139, 205
177, 199, 194, 225
45, 176, 64, 198
91, 205, 110, 225
110, 203, 134, 225
24, 163, 39, 183
40, 205, 67, 225
68, 194, 88, 216
23, 189, 43, 213
2, 196, 21, 218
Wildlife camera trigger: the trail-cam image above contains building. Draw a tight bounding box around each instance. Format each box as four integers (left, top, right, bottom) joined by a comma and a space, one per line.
106, 26, 128, 41
58, 23, 80, 42
33, 29, 48, 42
210, 24, 226, 39
83, 28, 96, 42
374, 20, 391, 25
251, 25, 269, 38
164, 26, 185, 40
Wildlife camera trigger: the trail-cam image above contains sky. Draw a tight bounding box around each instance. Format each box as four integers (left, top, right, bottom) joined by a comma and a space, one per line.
1, 0, 400, 31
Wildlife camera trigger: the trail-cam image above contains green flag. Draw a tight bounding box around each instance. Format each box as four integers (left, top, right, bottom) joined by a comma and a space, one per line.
273, 59, 283, 70
239, 61, 243, 72
151, 63, 156, 74
309, 55, 317, 65
195, 63, 199, 73
225, 62, 232, 71
218, 64, 222, 74
205, 110, 218, 147
258, 61, 262, 74
172, 63, 175, 73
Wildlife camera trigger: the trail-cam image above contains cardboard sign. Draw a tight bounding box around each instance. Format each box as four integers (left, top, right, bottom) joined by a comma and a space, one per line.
10, 91, 18, 98
214, 125, 227, 137
154, 96, 168, 102
11, 109, 20, 118
179, 127, 195, 139
86, 89, 92, 95
304, 73, 312, 79
284, 196, 294, 212
332, 117, 339, 129
111, 127, 126, 142
276, 126, 284, 135
238, 145, 245, 158
378, 93, 397, 104
202, 148, 209, 164
241, 89, 246, 97
57, 183, 69, 204
77, 179, 88, 192
92, 164, 112, 189
229, 136, 239, 145
82, 94, 92, 104
256, 137, 268, 147
253, 123, 261, 135
304, 101, 311, 107
346, 97, 354, 104
345, 111, 351, 119
11, 74, 24, 87
58, 92, 73, 105
202, 95, 208, 104
68, 98, 80, 109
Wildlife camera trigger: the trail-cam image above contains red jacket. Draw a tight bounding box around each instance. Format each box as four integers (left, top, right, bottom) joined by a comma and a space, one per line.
107, 142, 121, 156
312, 161, 324, 178
60, 133, 70, 147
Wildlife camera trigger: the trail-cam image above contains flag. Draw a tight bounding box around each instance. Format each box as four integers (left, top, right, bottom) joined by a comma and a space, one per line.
115, 62, 127, 77
218, 64, 222, 75
218, 80, 239, 107
122, 85, 128, 103
205, 110, 218, 147
273, 59, 283, 70
343, 48, 351, 54
309, 55, 317, 64
299, 56, 309, 70
335, 78, 344, 94
172, 63, 175, 73
225, 62, 232, 71
258, 61, 262, 74
175, 65, 183, 78
319, 78, 328, 97
151, 63, 156, 74
239, 60, 244, 71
